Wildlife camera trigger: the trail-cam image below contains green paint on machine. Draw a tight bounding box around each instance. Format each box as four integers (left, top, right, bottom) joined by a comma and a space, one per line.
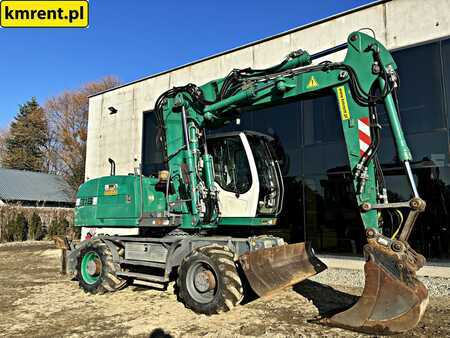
75, 32, 411, 233
75, 175, 167, 228
80, 251, 101, 285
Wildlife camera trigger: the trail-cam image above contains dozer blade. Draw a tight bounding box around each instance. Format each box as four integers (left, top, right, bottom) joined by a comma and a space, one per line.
239, 242, 327, 298
325, 235, 429, 335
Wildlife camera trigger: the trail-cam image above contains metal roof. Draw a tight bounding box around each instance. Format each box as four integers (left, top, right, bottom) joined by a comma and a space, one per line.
89, 0, 390, 98
0, 168, 74, 203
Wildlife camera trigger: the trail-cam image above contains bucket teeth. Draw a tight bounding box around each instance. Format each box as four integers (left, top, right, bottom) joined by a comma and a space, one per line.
239, 235, 428, 335
239, 242, 327, 298
325, 234, 429, 335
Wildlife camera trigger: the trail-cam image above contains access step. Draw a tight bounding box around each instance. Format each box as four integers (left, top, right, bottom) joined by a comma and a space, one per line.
116, 271, 168, 283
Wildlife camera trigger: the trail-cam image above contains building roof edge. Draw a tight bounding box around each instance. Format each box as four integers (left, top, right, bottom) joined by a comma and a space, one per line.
89, 0, 390, 98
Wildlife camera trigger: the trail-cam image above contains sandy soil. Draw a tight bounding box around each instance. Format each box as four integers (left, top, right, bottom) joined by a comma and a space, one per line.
0, 242, 449, 338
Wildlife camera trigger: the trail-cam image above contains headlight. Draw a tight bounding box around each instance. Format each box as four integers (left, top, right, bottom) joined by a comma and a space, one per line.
75, 198, 81, 206
92, 197, 98, 205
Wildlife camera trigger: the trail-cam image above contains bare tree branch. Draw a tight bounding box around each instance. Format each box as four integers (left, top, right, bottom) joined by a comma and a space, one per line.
45, 76, 120, 190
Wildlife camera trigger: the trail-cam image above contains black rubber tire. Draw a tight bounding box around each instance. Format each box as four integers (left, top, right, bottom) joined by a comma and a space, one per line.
76, 239, 127, 294
176, 244, 244, 315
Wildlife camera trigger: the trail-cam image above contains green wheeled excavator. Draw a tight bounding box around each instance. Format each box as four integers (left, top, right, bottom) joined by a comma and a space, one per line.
66, 30, 428, 334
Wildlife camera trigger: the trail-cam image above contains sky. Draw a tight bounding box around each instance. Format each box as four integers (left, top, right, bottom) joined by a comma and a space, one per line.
0, 0, 374, 129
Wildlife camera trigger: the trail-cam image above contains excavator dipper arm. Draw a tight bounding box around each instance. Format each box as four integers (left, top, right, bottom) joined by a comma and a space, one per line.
154, 31, 428, 334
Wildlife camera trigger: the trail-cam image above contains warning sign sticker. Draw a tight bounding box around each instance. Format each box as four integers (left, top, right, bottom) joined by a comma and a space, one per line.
337, 86, 351, 120
104, 184, 118, 196
306, 76, 319, 89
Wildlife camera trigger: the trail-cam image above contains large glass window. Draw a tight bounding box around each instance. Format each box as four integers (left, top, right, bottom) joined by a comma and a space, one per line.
302, 92, 349, 176
250, 103, 301, 177
443, 39, 450, 127
142, 110, 165, 176
378, 130, 449, 167
304, 174, 364, 254
278, 176, 305, 243
303, 142, 349, 176
208, 136, 252, 194
303, 93, 342, 145
251, 102, 301, 149
382, 166, 450, 259
392, 42, 445, 133
210, 112, 252, 133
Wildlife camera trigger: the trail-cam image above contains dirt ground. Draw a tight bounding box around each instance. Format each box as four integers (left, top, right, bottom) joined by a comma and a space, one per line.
1, 242, 449, 338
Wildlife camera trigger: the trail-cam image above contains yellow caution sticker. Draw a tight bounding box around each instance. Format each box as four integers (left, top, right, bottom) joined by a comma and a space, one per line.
306, 76, 319, 89
104, 184, 118, 196
337, 86, 351, 120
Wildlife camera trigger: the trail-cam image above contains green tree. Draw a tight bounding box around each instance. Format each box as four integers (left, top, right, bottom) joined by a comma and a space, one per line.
5, 212, 28, 242
4, 218, 16, 242
16, 213, 28, 241
2, 98, 49, 172
71, 224, 81, 239
0, 128, 8, 164
48, 217, 69, 237
29, 212, 45, 240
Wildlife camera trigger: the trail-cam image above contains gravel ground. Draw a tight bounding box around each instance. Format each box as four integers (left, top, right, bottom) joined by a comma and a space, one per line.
310, 267, 450, 297
0, 241, 449, 337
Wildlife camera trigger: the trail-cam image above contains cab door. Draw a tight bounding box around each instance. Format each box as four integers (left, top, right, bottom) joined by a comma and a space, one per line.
208, 133, 260, 217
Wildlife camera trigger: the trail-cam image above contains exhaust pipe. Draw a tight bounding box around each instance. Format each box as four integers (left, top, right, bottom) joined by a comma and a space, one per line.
108, 158, 116, 176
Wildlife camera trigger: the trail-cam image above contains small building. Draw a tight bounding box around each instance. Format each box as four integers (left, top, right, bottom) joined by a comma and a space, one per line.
0, 168, 74, 207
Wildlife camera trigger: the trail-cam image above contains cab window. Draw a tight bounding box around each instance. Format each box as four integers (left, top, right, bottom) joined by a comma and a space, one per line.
209, 136, 252, 194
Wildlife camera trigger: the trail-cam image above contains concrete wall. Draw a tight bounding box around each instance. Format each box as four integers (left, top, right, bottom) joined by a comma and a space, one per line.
85, 0, 450, 180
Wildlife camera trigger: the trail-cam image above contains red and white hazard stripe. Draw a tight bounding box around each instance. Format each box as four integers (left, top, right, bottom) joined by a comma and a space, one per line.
358, 117, 371, 157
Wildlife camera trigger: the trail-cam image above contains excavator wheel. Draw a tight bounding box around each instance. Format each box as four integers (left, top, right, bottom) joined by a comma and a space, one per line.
77, 239, 127, 294
176, 244, 244, 315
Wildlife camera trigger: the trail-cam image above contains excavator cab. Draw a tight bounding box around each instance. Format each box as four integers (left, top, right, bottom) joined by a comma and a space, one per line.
208, 130, 328, 301
207, 131, 283, 218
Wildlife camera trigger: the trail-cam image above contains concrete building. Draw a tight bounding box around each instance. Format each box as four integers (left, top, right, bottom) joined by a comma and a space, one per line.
86, 0, 449, 179
86, 0, 450, 259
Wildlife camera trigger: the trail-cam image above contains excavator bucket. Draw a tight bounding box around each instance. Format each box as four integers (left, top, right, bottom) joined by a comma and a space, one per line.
239, 242, 327, 298
325, 236, 429, 335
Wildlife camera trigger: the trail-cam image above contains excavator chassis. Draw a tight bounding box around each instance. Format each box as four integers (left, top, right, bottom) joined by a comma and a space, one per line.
62, 229, 427, 335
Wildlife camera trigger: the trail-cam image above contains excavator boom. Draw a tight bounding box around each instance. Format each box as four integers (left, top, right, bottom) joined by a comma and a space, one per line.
152, 31, 428, 334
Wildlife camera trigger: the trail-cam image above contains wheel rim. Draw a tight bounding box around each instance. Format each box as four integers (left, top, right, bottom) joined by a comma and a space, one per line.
186, 260, 218, 304
81, 251, 102, 285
